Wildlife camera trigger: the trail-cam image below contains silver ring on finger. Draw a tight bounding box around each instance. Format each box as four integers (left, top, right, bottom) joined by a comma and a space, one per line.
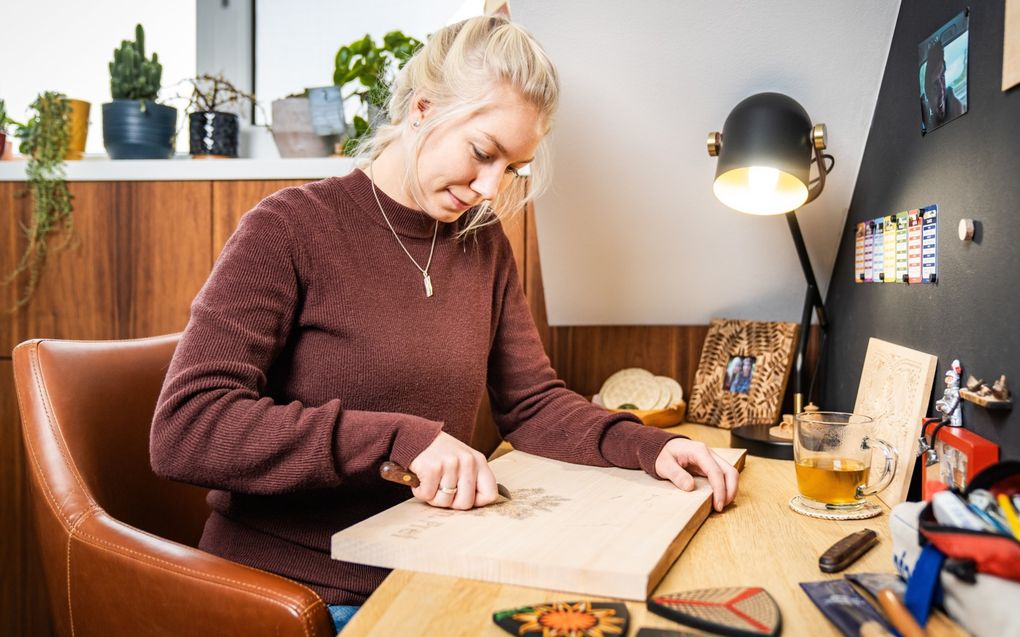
439, 484, 458, 495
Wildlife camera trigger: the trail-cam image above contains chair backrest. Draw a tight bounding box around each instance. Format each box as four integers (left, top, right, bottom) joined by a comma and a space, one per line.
14, 334, 209, 552
14, 335, 336, 637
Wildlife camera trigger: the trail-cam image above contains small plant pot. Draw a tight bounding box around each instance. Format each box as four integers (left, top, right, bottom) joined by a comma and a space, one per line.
102, 100, 177, 159
271, 97, 335, 158
65, 99, 91, 160
189, 111, 239, 158
0, 131, 6, 159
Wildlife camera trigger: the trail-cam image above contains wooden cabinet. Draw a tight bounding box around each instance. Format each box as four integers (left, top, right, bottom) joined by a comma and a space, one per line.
0, 178, 311, 637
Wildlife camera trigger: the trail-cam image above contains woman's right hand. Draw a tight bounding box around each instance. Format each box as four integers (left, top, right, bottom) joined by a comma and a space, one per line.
408, 432, 500, 509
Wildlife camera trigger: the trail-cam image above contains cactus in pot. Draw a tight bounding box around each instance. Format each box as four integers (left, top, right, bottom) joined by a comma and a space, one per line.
102, 23, 177, 159
110, 24, 163, 102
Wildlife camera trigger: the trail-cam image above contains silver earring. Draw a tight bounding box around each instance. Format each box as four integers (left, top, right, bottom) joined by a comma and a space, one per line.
412, 121, 420, 128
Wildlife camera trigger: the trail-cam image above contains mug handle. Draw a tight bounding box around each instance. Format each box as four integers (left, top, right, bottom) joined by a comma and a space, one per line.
856, 436, 898, 498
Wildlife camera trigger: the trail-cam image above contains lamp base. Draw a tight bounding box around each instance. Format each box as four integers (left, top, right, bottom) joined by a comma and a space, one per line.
729, 424, 794, 460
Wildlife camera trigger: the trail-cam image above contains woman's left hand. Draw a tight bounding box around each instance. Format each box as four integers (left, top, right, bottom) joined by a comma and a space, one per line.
654, 438, 739, 512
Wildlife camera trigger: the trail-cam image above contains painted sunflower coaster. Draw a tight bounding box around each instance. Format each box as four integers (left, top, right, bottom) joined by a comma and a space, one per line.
492, 600, 629, 636
647, 587, 781, 637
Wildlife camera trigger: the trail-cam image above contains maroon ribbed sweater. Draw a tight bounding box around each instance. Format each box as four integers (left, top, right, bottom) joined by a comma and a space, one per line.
150, 169, 678, 605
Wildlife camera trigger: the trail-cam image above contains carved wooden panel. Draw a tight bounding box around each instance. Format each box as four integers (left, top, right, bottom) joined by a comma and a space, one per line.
853, 338, 938, 507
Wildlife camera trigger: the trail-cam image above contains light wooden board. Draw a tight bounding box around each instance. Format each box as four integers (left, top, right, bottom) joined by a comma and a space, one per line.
853, 338, 938, 508
332, 447, 746, 601
1005, 0, 1020, 91
340, 425, 967, 637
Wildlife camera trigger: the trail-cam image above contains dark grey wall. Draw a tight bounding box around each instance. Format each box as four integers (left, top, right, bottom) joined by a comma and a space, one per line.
825, 0, 1020, 459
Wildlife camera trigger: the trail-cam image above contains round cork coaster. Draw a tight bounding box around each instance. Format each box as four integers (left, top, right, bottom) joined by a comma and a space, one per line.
788, 495, 883, 520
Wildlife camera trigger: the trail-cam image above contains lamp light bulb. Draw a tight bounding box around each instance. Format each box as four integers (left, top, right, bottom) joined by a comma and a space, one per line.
748, 166, 780, 195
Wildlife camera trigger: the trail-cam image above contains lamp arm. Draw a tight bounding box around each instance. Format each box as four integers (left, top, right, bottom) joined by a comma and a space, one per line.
785, 212, 827, 327
803, 147, 829, 205
786, 209, 828, 413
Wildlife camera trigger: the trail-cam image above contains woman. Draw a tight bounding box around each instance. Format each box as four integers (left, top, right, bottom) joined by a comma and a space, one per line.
150, 16, 738, 631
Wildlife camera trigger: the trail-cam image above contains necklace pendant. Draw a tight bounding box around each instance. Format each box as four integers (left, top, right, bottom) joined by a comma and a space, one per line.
423, 273, 434, 298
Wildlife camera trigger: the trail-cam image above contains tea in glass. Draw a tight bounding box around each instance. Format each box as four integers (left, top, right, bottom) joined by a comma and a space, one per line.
793, 411, 897, 510
795, 456, 870, 505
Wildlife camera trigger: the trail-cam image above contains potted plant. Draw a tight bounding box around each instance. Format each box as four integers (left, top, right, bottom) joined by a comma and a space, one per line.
3, 92, 75, 310
333, 31, 422, 155
176, 74, 259, 158
2, 98, 90, 161
64, 98, 91, 160
102, 24, 177, 159
0, 99, 25, 159
270, 86, 346, 158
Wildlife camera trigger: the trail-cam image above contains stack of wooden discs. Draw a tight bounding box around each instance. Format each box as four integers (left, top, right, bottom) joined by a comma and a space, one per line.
596, 368, 686, 427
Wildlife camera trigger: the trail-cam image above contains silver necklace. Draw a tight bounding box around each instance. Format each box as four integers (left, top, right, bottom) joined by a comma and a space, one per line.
369, 165, 439, 297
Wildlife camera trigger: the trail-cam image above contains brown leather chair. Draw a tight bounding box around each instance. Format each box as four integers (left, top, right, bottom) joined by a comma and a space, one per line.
12, 335, 336, 637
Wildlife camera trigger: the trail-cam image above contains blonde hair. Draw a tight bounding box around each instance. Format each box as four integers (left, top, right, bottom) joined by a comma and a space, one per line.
355, 15, 560, 236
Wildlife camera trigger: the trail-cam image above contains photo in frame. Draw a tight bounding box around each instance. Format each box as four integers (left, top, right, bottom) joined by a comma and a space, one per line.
919, 9, 969, 134
687, 319, 799, 428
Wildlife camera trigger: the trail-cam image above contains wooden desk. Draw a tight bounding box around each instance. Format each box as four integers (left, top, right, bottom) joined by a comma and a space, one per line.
341, 424, 966, 636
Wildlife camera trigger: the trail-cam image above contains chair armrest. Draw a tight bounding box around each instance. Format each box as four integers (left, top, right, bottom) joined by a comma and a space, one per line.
67, 509, 335, 637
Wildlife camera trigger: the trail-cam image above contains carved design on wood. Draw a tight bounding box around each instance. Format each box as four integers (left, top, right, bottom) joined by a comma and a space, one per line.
467, 488, 570, 519
852, 338, 937, 507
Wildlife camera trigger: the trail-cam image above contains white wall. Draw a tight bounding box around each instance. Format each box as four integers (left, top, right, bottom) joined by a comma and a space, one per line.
512, 0, 900, 325
255, 0, 483, 125
0, 1, 196, 155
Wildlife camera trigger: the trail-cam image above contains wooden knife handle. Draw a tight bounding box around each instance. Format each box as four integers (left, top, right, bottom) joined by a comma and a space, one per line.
380, 461, 420, 488
819, 528, 878, 573
877, 589, 926, 637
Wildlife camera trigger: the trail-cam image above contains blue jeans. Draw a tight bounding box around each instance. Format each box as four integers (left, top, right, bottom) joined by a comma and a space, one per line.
327, 604, 360, 632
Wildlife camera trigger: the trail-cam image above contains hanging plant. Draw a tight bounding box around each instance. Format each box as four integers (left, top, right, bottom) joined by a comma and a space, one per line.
4, 91, 75, 312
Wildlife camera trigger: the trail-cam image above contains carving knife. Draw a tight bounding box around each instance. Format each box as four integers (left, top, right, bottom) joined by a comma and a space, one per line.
380, 461, 511, 500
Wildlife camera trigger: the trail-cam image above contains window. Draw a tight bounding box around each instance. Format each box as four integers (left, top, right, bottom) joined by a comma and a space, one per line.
1, 1, 196, 155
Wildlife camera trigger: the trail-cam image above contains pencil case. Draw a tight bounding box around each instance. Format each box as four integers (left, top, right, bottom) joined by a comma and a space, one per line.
917, 460, 1020, 582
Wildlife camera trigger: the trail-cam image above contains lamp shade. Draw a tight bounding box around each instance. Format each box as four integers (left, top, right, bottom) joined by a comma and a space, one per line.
713, 92, 813, 215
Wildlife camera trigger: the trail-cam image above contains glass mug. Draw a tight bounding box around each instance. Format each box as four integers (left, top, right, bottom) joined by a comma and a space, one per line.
793, 411, 898, 510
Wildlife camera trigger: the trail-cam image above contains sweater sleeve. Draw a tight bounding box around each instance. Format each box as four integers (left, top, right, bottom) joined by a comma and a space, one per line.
150, 203, 442, 495
485, 235, 678, 478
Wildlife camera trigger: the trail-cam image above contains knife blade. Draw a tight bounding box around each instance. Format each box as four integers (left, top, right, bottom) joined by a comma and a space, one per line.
379, 461, 511, 500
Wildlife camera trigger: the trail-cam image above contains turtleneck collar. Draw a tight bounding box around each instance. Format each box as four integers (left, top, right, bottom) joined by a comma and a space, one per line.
342, 168, 458, 240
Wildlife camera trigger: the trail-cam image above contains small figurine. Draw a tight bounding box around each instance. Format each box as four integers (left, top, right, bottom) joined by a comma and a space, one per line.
992, 375, 1010, 401
769, 403, 818, 441
959, 372, 1012, 409
965, 375, 984, 393
934, 359, 963, 427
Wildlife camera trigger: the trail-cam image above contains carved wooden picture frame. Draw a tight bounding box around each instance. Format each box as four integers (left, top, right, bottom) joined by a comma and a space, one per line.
687, 319, 799, 428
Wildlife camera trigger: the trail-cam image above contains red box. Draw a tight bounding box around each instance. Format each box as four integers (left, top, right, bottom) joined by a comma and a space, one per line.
921, 419, 1000, 500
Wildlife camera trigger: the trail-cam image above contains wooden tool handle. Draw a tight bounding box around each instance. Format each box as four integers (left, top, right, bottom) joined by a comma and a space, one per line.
877, 589, 926, 637
380, 461, 420, 488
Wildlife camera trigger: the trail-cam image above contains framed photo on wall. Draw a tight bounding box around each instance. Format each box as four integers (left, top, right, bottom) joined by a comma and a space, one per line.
919, 9, 969, 134
687, 319, 799, 428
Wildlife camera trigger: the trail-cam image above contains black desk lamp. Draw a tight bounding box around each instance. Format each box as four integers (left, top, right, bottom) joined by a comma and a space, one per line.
707, 92, 833, 458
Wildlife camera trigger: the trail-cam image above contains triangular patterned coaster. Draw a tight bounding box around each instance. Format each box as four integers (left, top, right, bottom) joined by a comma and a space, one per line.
492, 600, 629, 636
647, 587, 781, 637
